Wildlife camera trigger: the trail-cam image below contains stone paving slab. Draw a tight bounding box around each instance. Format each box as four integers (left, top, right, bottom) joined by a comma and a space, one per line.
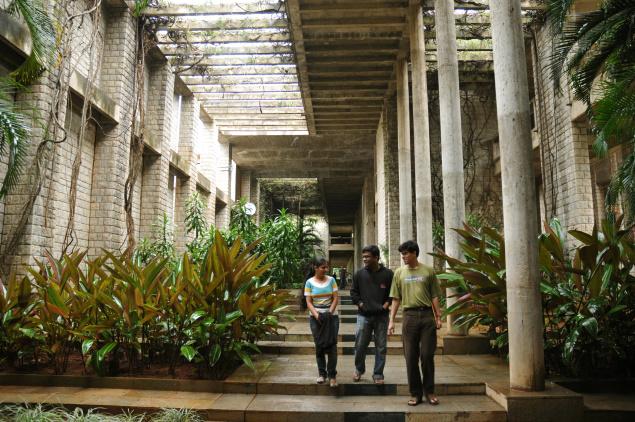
0, 385, 506, 422
226, 354, 508, 396
256, 340, 430, 355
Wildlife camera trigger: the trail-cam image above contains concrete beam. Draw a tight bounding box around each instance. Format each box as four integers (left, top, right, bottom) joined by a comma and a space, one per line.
158, 17, 288, 31
178, 65, 297, 77
171, 55, 295, 66
204, 106, 305, 114
156, 30, 290, 45
161, 42, 293, 56
195, 92, 302, 100
200, 99, 303, 107
190, 83, 300, 93
184, 75, 298, 86
144, 0, 284, 16
286, 0, 317, 134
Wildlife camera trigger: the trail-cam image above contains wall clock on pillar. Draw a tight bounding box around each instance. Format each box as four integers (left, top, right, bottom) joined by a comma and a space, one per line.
245, 202, 257, 216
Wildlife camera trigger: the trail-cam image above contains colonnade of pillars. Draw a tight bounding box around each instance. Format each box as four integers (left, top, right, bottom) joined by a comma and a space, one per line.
395, 0, 544, 391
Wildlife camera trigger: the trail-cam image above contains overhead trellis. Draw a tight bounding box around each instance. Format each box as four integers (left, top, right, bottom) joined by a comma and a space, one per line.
145, 0, 544, 137
147, 0, 308, 135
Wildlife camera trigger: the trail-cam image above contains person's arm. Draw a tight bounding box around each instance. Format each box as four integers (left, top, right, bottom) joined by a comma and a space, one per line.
350, 272, 362, 307
382, 271, 393, 310
306, 295, 320, 320
432, 297, 442, 329
388, 297, 400, 335
329, 278, 339, 314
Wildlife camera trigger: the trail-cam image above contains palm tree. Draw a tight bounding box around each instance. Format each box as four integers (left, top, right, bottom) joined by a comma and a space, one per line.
547, 0, 635, 218
0, 0, 55, 199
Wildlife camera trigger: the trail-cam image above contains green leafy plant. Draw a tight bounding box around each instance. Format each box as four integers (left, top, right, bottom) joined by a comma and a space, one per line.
433, 223, 508, 350
540, 216, 635, 376
184, 192, 215, 263
436, 216, 635, 376
547, 0, 635, 218
0, 273, 39, 368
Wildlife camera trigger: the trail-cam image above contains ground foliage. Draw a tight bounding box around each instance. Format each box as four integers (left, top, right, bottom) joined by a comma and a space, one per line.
0, 234, 289, 379
435, 215, 635, 377
139, 195, 323, 288
0, 404, 202, 422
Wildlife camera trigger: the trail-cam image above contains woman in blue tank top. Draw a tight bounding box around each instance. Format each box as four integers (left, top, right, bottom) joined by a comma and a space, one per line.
304, 258, 339, 387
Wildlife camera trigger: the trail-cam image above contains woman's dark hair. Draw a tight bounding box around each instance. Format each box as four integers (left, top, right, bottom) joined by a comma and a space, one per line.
398, 240, 419, 257
313, 257, 328, 268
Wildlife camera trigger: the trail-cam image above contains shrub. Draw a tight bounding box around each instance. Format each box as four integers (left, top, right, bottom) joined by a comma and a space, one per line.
436, 216, 635, 376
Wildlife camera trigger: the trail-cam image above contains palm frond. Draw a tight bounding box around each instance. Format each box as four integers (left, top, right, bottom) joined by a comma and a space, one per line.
5, 0, 56, 84
0, 79, 30, 199
606, 152, 635, 221
591, 69, 635, 156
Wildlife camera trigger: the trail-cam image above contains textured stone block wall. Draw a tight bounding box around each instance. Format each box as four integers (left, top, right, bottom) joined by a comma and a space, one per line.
375, 113, 387, 262
0, 2, 226, 277
428, 87, 502, 229
174, 95, 200, 253
140, 61, 174, 240
533, 24, 595, 238
382, 94, 402, 269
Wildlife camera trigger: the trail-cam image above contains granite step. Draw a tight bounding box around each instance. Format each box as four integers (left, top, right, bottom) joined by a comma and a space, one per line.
265, 332, 404, 342
255, 340, 442, 355
0, 385, 507, 422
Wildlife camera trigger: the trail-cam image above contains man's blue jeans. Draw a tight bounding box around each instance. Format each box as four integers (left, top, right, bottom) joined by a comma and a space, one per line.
354, 313, 388, 380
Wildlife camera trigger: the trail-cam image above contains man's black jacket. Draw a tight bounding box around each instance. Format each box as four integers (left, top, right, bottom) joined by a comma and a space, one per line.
351, 265, 393, 316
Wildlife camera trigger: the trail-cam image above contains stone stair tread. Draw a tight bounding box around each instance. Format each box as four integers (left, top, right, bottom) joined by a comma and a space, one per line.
0, 385, 506, 422
257, 340, 405, 348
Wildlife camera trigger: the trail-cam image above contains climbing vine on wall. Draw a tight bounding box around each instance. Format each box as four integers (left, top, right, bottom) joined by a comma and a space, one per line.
428, 87, 501, 234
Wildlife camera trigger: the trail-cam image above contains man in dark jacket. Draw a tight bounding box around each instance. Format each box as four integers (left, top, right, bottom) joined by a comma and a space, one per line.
351, 245, 393, 384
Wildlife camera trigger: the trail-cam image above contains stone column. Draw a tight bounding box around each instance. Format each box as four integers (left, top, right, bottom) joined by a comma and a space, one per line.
140, 60, 174, 241
409, 1, 433, 264
174, 95, 200, 253
434, 0, 466, 334
490, 0, 545, 391
88, 6, 136, 256
396, 58, 413, 242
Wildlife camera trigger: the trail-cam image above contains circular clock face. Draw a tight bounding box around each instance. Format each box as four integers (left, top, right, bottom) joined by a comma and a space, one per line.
244, 202, 257, 215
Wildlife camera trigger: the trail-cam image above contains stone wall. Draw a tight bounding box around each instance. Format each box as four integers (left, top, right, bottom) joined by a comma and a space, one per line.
0, 1, 229, 277
532, 24, 595, 238
428, 86, 502, 229
374, 113, 387, 263
381, 94, 402, 269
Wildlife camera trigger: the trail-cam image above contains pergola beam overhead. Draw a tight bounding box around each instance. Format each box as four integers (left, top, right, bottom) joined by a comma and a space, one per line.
182, 74, 298, 85
145, 1, 285, 16
220, 130, 310, 135
201, 99, 304, 107
189, 83, 300, 93
194, 92, 302, 100
161, 43, 293, 56
158, 17, 288, 31
210, 113, 306, 120
170, 55, 295, 66
216, 121, 308, 127
297, 0, 542, 11
178, 65, 297, 77
204, 107, 305, 114
156, 30, 290, 44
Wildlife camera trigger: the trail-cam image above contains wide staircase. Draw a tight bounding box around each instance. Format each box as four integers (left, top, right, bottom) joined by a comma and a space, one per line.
0, 290, 509, 421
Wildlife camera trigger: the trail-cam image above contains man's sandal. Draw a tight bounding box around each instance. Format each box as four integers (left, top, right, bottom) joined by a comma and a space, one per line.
407, 396, 423, 406
426, 394, 440, 405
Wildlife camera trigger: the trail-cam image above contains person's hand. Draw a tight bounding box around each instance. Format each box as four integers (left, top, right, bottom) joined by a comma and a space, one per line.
435, 317, 442, 330
358, 301, 364, 309
382, 302, 389, 310
388, 320, 395, 336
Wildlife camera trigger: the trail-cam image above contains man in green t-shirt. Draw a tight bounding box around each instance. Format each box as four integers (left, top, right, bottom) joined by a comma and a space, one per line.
388, 240, 442, 406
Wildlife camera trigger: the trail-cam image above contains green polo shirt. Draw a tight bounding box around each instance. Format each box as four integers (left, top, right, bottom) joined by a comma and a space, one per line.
389, 262, 441, 309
